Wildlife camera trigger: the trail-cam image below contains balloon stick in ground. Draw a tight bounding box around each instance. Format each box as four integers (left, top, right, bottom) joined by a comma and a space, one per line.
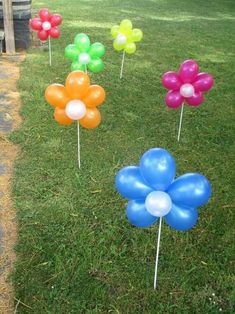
77, 122, 81, 168
120, 50, 125, 79
162, 60, 214, 141
30, 8, 62, 66
115, 148, 212, 287
111, 19, 143, 79
48, 36, 52, 66
45, 71, 106, 166
177, 103, 184, 141
154, 217, 162, 289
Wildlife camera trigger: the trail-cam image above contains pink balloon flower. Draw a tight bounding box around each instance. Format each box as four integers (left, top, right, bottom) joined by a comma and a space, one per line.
162, 60, 214, 109
30, 8, 62, 42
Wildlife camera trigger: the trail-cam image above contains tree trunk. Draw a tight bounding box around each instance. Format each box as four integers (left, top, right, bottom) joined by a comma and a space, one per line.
2, 0, 15, 54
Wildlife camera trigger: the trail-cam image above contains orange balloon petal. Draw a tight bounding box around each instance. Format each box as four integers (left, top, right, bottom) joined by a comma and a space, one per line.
79, 108, 101, 129
54, 107, 73, 125
65, 71, 90, 100
45, 84, 70, 108
83, 85, 106, 108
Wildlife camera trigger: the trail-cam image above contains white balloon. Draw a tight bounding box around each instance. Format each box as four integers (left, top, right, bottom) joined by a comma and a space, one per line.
116, 33, 127, 45
180, 83, 195, 98
42, 21, 51, 31
79, 52, 91, 65
145, 191, 172, 217
65, 100, 87, 120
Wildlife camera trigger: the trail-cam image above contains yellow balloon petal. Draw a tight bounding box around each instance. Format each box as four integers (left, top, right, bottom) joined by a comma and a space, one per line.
131, 28, 143, 42
111, 25, 119, 38
113, 40, 125, 51
125, 42, 136, 54
127, 36, 134, 44
119, 19, 132, 36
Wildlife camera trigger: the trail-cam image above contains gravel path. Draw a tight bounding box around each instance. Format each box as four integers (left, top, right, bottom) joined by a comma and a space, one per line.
0, 53, 24, 314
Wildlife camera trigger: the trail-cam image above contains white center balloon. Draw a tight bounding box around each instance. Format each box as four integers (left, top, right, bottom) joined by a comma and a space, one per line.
180, 83, 195, 98
79, 53, 91, 65
42, 21, 51, 31
145, 191, 172, 217
116, 33, 127, 45
65, 100, 87, 120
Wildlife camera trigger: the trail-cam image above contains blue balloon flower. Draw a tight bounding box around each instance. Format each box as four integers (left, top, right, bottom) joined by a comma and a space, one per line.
115, 148, 212, 231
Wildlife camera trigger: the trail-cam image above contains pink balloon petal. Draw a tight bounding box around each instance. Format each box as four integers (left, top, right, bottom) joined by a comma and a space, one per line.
39, 8, 51, 22
50, 14, 62, 27
38, 29, 49, 41
30, 18, 42, 31
186, 92, 204, 106
49, 27, 60, 38
179, 59, 199, 83
165, 91, 184, 109
193, 73, 214, 92
162, 71, 182, 91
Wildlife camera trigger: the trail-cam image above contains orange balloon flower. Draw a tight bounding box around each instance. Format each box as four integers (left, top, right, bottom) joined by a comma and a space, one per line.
45, 71, 105, 128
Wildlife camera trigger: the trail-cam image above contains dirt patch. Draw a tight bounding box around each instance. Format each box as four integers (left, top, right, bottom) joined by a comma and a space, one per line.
0, 53, 24, 314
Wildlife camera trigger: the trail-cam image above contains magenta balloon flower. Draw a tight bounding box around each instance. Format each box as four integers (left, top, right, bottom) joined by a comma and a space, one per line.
30, 8, 62, 41
162, 60, 214, 109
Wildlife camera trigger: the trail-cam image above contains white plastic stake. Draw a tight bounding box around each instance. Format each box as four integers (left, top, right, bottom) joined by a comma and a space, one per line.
177, 103, 184, 142
77, 122, 80, 168
48, 36, 52, 66
120, 50, 125, 79
154, 217, 162, 289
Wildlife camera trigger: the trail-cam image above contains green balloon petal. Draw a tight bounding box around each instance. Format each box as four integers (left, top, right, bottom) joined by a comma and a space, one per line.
71, 62, 86, 72
88, 58, 104, 73
65, 44, 79, 61
89, 42, 105, 59
74, 33, 91, 52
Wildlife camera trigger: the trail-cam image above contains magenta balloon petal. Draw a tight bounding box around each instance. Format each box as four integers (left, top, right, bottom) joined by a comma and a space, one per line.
186, 92, 204, 106
30, 18, 42, 31
162, 71, 182, 91
50, 14, 62, 27
193, 73, 214, 92
165, 91, 184, 109
38, 29, 49, 41
49, 27, 60, 38
179, 59, 199, 83
39, 8, 51, 21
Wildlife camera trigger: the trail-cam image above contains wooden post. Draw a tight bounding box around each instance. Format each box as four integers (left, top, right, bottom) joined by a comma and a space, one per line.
2, 0, 15, 54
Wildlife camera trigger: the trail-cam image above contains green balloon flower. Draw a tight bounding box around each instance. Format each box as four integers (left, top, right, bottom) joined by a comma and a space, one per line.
65, 33, 105, 73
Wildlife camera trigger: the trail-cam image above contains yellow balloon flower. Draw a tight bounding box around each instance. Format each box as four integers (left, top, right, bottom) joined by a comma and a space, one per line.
111, 19, 143, 54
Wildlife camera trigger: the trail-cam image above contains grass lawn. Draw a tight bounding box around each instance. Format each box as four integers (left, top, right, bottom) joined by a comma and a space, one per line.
11, 0, 234, 312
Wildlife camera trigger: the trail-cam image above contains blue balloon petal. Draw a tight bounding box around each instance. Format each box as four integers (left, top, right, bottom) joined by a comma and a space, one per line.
126, 199, 158, 228
140, 148, 176, 191
164, 203, 198, 231
167, 173, 212, 208
115, 166, 153, 200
